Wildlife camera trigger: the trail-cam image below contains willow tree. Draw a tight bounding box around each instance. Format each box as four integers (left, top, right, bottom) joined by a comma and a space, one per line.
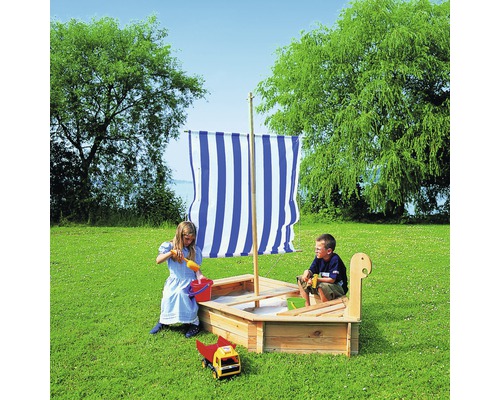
50, 16, 206, 224
256, 0, 450, 217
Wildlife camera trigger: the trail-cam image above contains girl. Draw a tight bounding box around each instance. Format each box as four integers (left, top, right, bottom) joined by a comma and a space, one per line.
150, 221, 205, 338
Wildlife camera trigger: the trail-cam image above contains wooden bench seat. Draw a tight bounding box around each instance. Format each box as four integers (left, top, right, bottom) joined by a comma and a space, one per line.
277, 296, 348, 317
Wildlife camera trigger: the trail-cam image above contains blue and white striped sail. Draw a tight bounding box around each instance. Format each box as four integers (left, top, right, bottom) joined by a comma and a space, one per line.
188, 130, 301, 258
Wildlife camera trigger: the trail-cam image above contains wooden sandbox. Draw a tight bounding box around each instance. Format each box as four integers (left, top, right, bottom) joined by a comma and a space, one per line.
197, 253, 372, 356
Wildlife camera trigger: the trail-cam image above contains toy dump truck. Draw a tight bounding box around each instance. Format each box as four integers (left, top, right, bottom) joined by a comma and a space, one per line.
196, 336, 241, 379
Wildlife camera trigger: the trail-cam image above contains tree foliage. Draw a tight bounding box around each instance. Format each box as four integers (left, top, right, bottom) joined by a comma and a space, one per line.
256, 0, 450, 218
50, 16, 206, 224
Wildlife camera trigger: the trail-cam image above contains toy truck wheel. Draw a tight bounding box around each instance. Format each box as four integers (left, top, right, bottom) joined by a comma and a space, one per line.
212, 371, 218, 380
201, 359, 206, 368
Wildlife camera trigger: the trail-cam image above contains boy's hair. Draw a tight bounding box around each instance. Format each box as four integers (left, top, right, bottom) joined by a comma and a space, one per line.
316, 233, 336, 251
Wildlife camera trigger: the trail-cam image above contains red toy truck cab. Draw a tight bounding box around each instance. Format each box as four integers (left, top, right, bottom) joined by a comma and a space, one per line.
196, 336, 241, 379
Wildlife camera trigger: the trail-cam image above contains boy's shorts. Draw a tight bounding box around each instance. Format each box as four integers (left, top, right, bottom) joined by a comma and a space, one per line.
297, 276, 345, 300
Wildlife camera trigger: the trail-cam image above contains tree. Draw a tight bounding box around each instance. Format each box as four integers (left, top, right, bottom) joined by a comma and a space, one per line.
256, 0, 450, 217
50, 16, 206, 224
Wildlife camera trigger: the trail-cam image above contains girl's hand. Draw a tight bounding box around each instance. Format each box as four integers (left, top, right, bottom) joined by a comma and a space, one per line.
170, 249, 183, 262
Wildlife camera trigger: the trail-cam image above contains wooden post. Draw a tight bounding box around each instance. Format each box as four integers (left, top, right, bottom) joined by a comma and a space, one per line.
248, 92, 260, 304
347, 253, 372, 319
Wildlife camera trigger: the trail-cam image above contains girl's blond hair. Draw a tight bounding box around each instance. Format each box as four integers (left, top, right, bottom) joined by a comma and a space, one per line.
172, 221, 197, 260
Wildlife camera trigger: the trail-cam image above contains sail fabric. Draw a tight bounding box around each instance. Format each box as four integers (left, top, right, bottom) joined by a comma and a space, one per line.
188, 130, 301, 258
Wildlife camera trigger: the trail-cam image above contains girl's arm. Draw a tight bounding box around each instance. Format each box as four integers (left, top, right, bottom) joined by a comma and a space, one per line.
156, 248, 183, 264
156, 251, 171, 264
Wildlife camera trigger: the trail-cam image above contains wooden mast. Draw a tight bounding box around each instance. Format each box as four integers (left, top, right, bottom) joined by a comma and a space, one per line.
248, 92, 260, 304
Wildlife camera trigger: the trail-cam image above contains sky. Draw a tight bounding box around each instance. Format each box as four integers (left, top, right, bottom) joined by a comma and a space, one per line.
49, 0, 351, 180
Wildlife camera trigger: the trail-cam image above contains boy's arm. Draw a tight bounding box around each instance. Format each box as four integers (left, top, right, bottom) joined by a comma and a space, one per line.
317, 275, 335, 284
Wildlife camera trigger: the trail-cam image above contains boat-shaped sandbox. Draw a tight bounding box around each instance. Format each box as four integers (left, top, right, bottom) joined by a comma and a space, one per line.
197, 252, 372, 356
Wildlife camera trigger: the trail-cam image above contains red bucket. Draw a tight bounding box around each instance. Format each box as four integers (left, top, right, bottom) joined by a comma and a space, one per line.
189, 278, 213, 302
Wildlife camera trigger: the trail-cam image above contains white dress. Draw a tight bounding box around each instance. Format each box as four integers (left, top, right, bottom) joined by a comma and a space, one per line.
157, 242, 203, 325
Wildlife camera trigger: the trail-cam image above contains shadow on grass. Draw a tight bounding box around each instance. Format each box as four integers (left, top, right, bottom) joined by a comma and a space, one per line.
358, 301, 449, 355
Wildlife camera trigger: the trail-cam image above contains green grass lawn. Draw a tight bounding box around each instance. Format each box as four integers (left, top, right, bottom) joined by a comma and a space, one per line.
50, 222, 449, 399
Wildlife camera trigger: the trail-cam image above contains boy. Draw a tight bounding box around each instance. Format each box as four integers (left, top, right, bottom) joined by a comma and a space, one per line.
297, 234, 348, 306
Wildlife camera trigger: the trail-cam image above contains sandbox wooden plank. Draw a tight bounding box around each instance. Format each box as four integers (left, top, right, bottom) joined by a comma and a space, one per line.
210, 275, 255, 296
276, 296, 347, 316
221, 287, 298, 306
264, 322, 350, 354
258, 276, 300, 289
211, 274, 254, 286
199, 301, 258, 321
321, 309, 346, 317
301, 302, 346, 316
